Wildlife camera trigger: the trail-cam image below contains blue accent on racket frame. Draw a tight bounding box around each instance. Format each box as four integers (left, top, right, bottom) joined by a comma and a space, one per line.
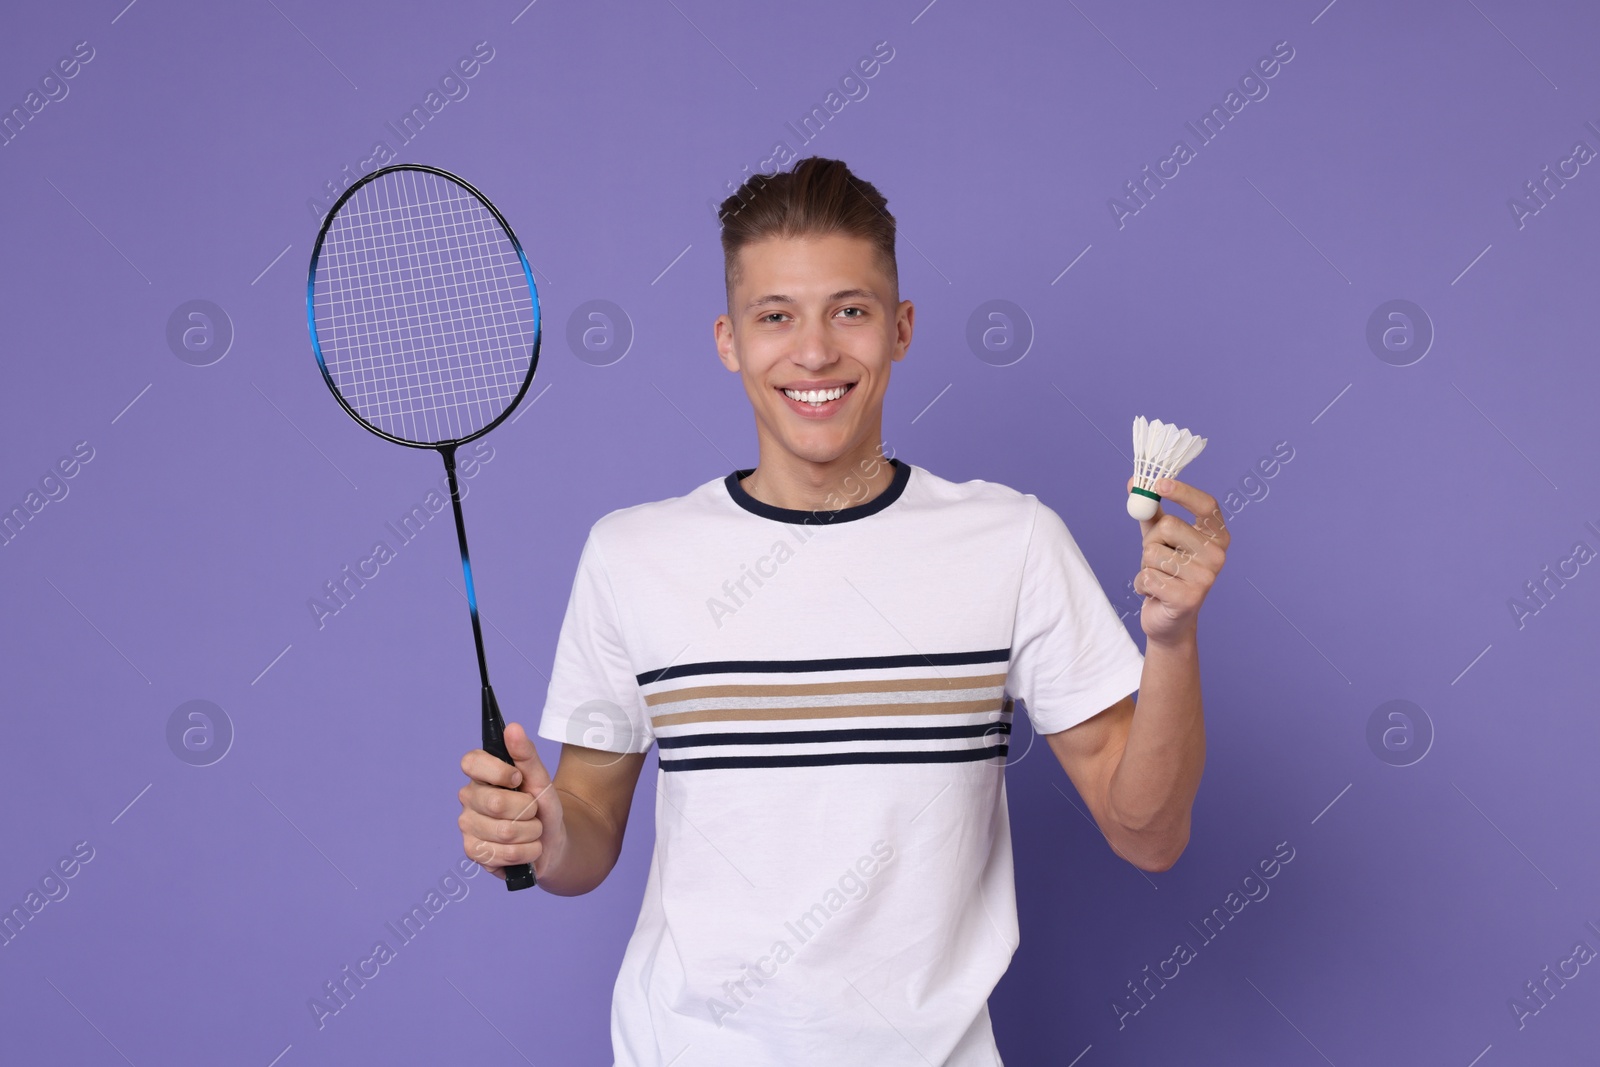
306, 267, 326, 373
511, 242, 541, 338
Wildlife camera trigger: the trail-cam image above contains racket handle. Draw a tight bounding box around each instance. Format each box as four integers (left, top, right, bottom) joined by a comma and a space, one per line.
481, 685, 537, 892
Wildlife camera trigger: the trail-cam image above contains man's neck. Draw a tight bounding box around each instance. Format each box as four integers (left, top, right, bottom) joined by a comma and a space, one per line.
741, 439, 896, 514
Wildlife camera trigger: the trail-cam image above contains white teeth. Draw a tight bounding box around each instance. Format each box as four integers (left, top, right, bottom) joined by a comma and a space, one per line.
783, 385, 849, 404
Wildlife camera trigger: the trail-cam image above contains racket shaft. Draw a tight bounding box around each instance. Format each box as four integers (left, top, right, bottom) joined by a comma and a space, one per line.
442, 448, 535, 891
443, 448, 492, 689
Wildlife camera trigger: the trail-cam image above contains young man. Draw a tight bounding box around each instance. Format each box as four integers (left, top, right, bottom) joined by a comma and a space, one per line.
458, 157, 1227, 1065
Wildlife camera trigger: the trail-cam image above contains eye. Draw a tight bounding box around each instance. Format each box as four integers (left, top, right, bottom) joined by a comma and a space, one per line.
759, 312, 788, 324
839, 307, 865, 319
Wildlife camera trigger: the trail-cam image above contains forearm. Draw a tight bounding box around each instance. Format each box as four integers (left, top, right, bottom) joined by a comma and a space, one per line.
534, 786, 626, 896
1105, 634, 1206, 869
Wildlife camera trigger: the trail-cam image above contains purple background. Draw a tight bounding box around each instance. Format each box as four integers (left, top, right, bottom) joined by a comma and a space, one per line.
3, 0, 1597, 1063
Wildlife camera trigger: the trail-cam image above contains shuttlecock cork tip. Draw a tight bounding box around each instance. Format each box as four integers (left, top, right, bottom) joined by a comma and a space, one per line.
1127, 491, 1160, 521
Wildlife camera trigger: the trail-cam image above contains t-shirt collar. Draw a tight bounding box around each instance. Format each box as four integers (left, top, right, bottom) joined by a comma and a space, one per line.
724, 458, 910, 525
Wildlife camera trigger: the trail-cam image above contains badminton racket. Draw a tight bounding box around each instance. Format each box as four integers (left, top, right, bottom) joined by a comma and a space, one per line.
307, 163, 542, 891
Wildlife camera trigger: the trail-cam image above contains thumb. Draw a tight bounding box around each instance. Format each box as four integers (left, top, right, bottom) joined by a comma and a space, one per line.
503, 721, 553, 799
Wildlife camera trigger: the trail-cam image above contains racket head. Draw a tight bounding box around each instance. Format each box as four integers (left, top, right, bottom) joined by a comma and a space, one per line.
307, 164, 541, 449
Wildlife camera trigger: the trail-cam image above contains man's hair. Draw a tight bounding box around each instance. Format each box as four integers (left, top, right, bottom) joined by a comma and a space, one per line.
717, 156, 897, 306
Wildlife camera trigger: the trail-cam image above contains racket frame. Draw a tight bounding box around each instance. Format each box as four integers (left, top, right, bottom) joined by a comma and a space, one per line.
306, 163, 542, 452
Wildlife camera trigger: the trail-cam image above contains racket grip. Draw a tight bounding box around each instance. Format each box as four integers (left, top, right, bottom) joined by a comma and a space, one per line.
481, 685, 537, 892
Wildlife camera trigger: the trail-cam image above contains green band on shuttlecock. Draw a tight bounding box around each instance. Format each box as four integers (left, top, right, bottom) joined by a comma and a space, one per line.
1130, 486, 1161, 502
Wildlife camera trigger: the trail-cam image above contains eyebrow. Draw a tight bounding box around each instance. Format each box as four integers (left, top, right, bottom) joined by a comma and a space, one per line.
744, 288, 879, 312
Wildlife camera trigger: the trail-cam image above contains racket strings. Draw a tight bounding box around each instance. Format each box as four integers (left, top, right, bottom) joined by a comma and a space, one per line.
318, 185, 527, 436
312, 168, 536, 444
322, 178, 526, 416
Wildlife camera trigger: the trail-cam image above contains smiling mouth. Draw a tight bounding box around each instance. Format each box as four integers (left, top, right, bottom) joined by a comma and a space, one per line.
778, 383, 856, 407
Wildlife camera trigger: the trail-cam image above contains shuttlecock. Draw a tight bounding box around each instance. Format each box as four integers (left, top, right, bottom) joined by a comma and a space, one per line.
1128, 416, 1207, 520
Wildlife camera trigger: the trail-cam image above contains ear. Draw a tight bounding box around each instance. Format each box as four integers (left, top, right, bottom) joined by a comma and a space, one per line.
893, 299, 914, 362
714, 313, 740, 372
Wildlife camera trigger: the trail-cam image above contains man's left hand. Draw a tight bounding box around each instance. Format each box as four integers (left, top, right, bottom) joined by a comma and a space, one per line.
1126, 476, 1230, 646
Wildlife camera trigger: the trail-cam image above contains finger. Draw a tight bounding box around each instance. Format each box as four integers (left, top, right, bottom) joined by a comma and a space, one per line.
458, 788, 544, 832
1142, 536, 1219, 578
459, 780, 542, 822
503, 722, 554, 799
1145, 529, 1226, 586
463, 833, 543, 873
459, 807, 543, 846
1134, 566, 1173, 600
1135, 566, 1201, 611
1143, 511, 1210, 557
1151, 478, 1228, 544
1142, 539, 1188, 578
461, 748, 522, 790
464, 834, 503, 875
465, 834, 508, 873
476, 836, 542, 868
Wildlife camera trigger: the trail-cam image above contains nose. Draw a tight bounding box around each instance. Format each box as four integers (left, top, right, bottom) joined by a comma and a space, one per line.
790, 314, 836, 371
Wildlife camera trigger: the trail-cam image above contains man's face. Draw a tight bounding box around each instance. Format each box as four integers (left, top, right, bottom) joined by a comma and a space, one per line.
714, 232, 912, 467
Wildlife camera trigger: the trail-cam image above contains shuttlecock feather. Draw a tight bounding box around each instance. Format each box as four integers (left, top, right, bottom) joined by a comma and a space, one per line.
1128, 416, 1207, 520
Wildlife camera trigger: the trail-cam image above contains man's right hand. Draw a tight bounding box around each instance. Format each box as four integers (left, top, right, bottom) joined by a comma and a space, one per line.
459, 721, 565, 882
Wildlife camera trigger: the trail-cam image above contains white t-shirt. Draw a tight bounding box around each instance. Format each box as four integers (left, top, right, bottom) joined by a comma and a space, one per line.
537, 458, 1145, 1066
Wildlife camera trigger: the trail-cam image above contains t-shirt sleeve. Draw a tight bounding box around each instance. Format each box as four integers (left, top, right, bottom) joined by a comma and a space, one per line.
1008, 497, 1145, 735
535, 525, 655, 754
